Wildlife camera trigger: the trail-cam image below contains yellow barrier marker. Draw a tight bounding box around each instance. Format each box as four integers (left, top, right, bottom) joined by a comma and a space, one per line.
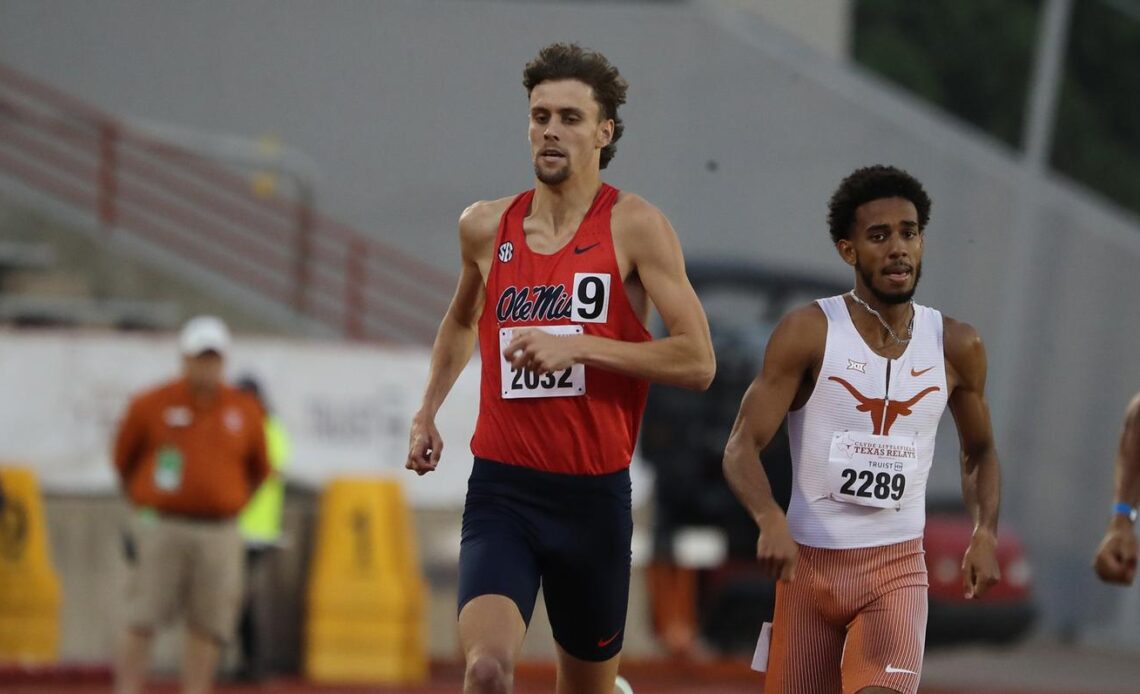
0, 467, 61, 663
305, 477, 428, 684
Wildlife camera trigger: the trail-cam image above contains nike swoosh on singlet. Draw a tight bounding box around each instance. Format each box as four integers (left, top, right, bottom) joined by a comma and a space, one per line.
597, 630, 622, 648
910, 366, 935, 377
885, 664, 918, 675
574, 242, 601, 254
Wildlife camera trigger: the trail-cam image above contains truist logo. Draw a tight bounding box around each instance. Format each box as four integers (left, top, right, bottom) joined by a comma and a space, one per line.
496, 284, 573, 322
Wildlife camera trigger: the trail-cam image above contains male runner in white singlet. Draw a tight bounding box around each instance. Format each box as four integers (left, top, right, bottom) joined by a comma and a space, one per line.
723, 165, 1003, 694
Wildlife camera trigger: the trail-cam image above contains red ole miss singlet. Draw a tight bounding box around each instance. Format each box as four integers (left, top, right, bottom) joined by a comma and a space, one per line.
470, 184, 651, 475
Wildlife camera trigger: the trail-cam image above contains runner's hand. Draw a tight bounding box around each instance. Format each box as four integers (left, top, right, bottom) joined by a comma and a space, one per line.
406, 412, 442, 476
962, 530, 1000, 598
756, 512, 798, 582
1093, 523, 1138, 586
503, 329, 579, 374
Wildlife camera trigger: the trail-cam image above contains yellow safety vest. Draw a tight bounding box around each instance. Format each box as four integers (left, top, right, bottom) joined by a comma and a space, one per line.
239, 416, 291, 543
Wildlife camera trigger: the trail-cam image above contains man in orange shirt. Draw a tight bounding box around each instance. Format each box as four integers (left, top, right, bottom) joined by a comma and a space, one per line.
113, 316, 269, 694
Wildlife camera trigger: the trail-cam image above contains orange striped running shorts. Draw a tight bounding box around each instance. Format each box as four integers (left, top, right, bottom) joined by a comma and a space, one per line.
763, 538, 928, 694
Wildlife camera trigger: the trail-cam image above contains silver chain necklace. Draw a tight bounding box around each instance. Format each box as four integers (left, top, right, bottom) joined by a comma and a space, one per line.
848, 290, 914, 344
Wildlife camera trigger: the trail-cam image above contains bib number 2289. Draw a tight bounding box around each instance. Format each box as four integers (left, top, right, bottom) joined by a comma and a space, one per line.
828, 431, 917, 510
838, 469, 905, 502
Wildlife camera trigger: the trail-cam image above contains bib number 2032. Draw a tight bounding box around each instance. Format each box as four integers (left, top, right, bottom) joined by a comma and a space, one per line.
510, 366, 575, 391
838, 469, 905, 502
499, 325, 586, 399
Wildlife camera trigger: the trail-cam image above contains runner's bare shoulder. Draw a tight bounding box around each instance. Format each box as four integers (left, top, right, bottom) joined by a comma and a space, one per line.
775, 303, 829, 346
459, 196, 515, 257
942, 316, 984, 366
770, 302, 828, 356
610, 191, 671, 242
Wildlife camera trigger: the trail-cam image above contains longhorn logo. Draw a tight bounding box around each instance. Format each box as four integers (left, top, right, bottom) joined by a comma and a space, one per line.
828, 376, 941, 435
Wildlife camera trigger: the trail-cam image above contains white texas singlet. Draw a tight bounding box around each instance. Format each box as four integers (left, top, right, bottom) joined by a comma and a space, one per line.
785, 294, 949, 549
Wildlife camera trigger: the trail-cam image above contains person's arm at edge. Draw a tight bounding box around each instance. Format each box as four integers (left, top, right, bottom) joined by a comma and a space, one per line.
945, 317, 1002, 598
1112, 394, 1140, 517
1093, 393, 1140, 585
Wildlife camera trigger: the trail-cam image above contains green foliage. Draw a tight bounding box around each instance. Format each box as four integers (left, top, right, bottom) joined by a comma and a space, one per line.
1052, 0, 1140, 215
854, 0, 1042, 148
854, 0, 1140, 217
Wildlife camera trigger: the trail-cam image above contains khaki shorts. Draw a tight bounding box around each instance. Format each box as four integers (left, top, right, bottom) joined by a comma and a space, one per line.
764, 538, 928, 694
125, 513, 244, 644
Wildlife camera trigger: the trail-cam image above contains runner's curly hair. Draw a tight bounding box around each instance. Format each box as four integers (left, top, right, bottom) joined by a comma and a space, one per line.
827, 165, 932, 243
523, 43, 628, 169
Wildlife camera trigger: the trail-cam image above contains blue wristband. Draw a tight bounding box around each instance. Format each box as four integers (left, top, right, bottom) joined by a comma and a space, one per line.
1114, 502, 1138, 522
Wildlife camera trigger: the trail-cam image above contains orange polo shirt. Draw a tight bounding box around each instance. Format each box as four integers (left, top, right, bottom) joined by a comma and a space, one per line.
113, 378, 270, 518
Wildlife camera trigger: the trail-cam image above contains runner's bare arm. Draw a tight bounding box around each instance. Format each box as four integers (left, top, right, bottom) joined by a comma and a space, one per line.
1094, 394, 1140, 585
722, 306, 824, 581
505, 197, 714, 389
945, 317, 1002, 597
406, 201, 499, 475
1112, 394, 1140, 518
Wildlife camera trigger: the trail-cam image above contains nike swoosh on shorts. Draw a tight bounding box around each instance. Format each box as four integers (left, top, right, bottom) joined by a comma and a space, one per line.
885, 664, 918, 675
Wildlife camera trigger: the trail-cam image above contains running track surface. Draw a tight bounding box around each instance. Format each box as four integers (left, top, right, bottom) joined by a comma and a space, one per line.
0, 660, 1133, 694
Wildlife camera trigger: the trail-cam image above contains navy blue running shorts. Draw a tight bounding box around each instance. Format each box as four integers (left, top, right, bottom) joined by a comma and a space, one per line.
458, 456, 633, 662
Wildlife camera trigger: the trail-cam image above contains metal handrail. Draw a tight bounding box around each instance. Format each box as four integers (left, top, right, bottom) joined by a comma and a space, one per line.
0, 62, 451, 343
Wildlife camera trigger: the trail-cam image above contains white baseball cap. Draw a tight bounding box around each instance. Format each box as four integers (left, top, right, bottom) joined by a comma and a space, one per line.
179, 315, 231, 356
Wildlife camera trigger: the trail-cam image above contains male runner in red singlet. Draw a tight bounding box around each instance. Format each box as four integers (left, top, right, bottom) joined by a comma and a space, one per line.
1093, 392, 1140, 585
722, 166, 1003, 693
406, 43, 714, 694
